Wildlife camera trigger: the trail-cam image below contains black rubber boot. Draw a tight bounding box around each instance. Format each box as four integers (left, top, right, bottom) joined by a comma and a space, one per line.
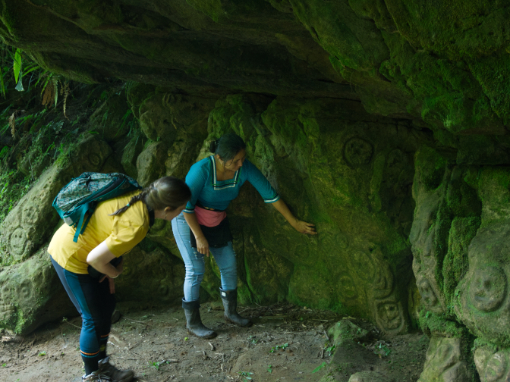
97, 356, 134, 382
220, 288, 252, 327
182, 298, 217, 339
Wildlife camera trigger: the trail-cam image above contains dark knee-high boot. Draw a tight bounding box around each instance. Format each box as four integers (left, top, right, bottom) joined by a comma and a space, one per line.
220, 288, 252, 327
182, 298, 217, 339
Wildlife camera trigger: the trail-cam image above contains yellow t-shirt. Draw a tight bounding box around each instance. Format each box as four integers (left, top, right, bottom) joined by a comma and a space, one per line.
48, 190, 149, 274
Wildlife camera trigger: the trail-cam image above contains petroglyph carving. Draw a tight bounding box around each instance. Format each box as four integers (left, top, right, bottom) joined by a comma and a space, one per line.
418, 337, 469, 382
343, 137, 373, 166
469, 266, 507, 313
9, 227, 26, 257
352, 251, 375, 281
371, 260, 394, 299
374, 299, 404, 333
417, 277, 439, 308
475, 348, 510, 382
338, 274, 358, 300
485, 352, 507, 382
22, 203, 38, 226
89, 153, 102, 167
19, 284, 32, 300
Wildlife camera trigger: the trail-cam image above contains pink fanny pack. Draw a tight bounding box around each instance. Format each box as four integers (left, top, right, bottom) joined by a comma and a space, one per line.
195, 206, 227, 227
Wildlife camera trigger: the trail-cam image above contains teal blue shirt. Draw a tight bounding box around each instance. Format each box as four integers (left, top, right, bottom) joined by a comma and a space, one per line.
184, 156, 280, 213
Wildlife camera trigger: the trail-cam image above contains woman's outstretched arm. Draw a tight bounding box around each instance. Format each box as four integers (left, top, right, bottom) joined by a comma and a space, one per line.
271, 199, 317, 235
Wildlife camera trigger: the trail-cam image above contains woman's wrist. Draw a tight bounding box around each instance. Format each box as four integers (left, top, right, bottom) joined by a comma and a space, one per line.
288, 216, 299, 228
110, 270, 121, 279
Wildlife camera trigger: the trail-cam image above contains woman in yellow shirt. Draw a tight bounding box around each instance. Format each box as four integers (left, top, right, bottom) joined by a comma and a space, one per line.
48, 176, 191, 382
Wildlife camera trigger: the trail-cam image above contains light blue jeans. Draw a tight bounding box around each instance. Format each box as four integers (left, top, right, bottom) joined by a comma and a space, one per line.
171, 212, 237, 302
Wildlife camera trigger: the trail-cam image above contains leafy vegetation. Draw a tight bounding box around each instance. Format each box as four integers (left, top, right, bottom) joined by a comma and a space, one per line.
0, 170, 31, 223
238, 371, 253, 381
311, 362, 326, 373
270, 343, 289, 353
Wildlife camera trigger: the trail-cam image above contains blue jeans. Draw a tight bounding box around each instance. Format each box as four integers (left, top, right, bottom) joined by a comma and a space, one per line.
171, 212, 237, 301
50, 256, 115, 374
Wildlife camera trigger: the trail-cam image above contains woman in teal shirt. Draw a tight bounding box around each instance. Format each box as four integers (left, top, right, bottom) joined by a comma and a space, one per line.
172, 133, 316, 339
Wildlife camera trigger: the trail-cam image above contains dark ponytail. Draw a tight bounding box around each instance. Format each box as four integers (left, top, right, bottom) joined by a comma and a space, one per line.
210, 133, 246, 161
110, 176, 191, 216
209, 139, 219, 154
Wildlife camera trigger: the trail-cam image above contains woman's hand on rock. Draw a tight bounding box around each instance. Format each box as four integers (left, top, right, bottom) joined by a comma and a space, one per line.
196, 235, 210, 256
293, 220, 317, 235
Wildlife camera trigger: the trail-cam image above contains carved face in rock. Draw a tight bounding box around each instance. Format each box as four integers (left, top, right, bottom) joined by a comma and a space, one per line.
469, 266, 507, 313
343, 137, 373, 166
417, 277, 439, 308
9, 227, 26, 258
484, 352, 508, 382
418, 337, 468, 381
428, 342, 456, 372
376, 301, 403, 331
0, 284, 15, 321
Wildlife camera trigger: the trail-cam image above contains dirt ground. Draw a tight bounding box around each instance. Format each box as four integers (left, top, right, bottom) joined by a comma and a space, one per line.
0, 302, 427, 382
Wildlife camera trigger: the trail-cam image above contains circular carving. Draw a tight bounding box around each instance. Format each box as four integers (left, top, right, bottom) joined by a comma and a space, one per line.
425, 340, 458, 375
338, 274, 357, 299
469, 266, 507, 313
19, 284, 31, 300
343, 138, 373, 166
89, 153, 102, 167
9, 227, 26, 257
375, 301, 403, 331
417, 277, 439, 307
485, 352, 507, 382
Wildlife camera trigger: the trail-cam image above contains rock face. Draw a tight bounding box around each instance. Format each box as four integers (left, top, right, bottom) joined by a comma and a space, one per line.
417, 336, 472, 382
4, 0, 510, 137
2, 1, 510, 381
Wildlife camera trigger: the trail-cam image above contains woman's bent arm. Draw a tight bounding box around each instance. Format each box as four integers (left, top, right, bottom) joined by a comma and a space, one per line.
184, 212, 210, 256
271, 199, 317, 235
86, 241, 122, 278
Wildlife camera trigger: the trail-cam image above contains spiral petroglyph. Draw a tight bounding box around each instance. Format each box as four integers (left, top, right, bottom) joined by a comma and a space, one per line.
343, 137, 373, 166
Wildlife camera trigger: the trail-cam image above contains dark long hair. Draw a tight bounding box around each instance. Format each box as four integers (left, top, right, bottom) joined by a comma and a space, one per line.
209, 133, 246, 161
110, 176, 191, 216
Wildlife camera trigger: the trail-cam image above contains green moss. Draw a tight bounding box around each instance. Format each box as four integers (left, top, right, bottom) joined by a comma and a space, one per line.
477, 167, 510, 228
384, 1, 510, 59
418, 309, 464, 338
472, 337, 500, 353
291, 0, 389, 73
381, 31, 500, 133
414, 145, 449, 191
185, 0, 276, 23
442, 217, 480, 313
